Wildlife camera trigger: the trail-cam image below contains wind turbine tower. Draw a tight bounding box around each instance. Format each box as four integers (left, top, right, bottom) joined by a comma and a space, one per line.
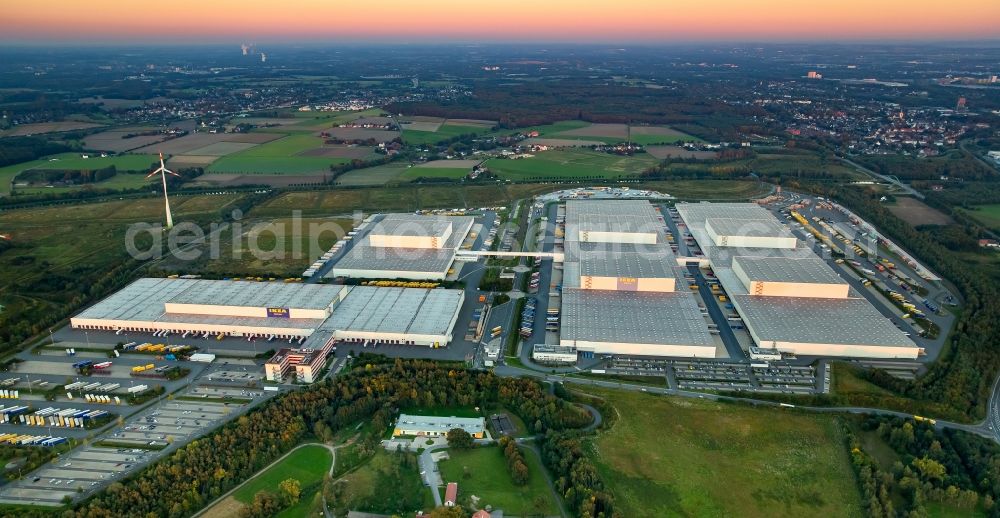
147, 153, 180, 229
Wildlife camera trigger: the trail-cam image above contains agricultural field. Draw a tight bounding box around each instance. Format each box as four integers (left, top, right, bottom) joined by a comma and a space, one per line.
886, 197, 954, 226
207, 134, 353, 175
133, 132, 279, 155
402, 123, 492, 146
585, 388, 863, 518
0, 153, 160, 195
13, 172, 153, 195
628, 125, 702, 145
437, 446, 559, 516
298, 145, 374, 159
645, 145, 718, 160
83, 129, 172, 153
184, 141, 258, 156
484, 148, 659, 180
335, 163, 412, 186
397, 159, 481, 181
325, 127, 400, 143
289, 108, 390, 131
523, 137, 606, 147
1, 121, 103, 137
958, 203, 1000, 230
511, 121, 701, 145
750, 153, 863, 180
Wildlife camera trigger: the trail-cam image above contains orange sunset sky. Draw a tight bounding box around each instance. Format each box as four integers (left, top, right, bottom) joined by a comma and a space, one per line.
2, 0, 999, 42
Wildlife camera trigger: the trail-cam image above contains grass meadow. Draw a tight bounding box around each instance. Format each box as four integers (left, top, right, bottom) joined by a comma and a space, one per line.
485, 148, 659, 180
437, 445, 559, 516
584, 388, 863, 518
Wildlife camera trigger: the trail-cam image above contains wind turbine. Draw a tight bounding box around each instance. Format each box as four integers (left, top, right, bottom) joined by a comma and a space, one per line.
147, 153, 180, 229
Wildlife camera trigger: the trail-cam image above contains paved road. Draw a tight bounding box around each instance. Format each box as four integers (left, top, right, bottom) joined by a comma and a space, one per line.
418, 443, 447, 507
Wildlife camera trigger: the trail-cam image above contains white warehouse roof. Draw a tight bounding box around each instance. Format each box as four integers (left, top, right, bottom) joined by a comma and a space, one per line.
705, 217, 794, 239
167, 281, 345, 310
369, 215, 454, 238
561, 289, 713, 347
675, 202, 775, 230
331, 214, 473, 276
732, 256, 846, 286
732, 294, 916, 348
320, 286, 463, 337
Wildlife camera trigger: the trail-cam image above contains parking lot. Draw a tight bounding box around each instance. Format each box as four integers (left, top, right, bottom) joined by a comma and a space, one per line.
0, 371, 275, 507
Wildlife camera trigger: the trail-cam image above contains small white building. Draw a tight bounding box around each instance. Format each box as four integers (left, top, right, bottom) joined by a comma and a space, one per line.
532, 344, 577, 364
392, 414, 486, 438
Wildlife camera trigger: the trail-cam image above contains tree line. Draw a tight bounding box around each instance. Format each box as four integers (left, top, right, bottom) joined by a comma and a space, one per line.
498, 436, 530, 486
815, 183, 1000, 421
847, 415, 1000, 517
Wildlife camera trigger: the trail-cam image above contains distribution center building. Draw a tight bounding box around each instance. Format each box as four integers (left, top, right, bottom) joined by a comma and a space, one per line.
329, 214, 474, 280
71, 278, 464, 348
558, 200, 716, 358
675, 202, 920, 359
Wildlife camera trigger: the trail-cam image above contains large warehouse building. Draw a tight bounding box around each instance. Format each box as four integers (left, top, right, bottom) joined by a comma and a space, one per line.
675, 202, 919, 359
71, 278, 464, 348
558, 200, 717, 358
329, 214, 474, 280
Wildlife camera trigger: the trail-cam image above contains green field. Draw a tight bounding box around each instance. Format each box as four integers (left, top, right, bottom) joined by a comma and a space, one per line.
961, 204, 1000, 230
335, 162, 411, 186
628, 132, 702, 145
12, 172, 155, 195
207, 156, 349, 174
437, 446, 559, 516
206, 134, 351, 174
398, 166, 471, 181
750, 153, 863, 179
585, 388, 863, 517
232, 444, 332, 503
334, 449, 433, 515
503, 120, 701, 145
509, 120, 590, 136
402, 123, 492, 146
485, 149, 659, 180
291, 108, 388, 126
0, 153, 159, 195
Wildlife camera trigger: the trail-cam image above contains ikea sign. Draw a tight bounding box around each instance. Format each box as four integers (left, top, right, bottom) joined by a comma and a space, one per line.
266, 307, 290, 318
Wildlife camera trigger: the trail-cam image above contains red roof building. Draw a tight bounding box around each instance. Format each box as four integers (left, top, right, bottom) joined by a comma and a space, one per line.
444, 482, 458, 507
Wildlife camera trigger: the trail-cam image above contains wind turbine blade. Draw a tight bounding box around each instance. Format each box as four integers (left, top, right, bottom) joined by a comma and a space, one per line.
146, 168, 162, 179
164, 168, 181, 177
